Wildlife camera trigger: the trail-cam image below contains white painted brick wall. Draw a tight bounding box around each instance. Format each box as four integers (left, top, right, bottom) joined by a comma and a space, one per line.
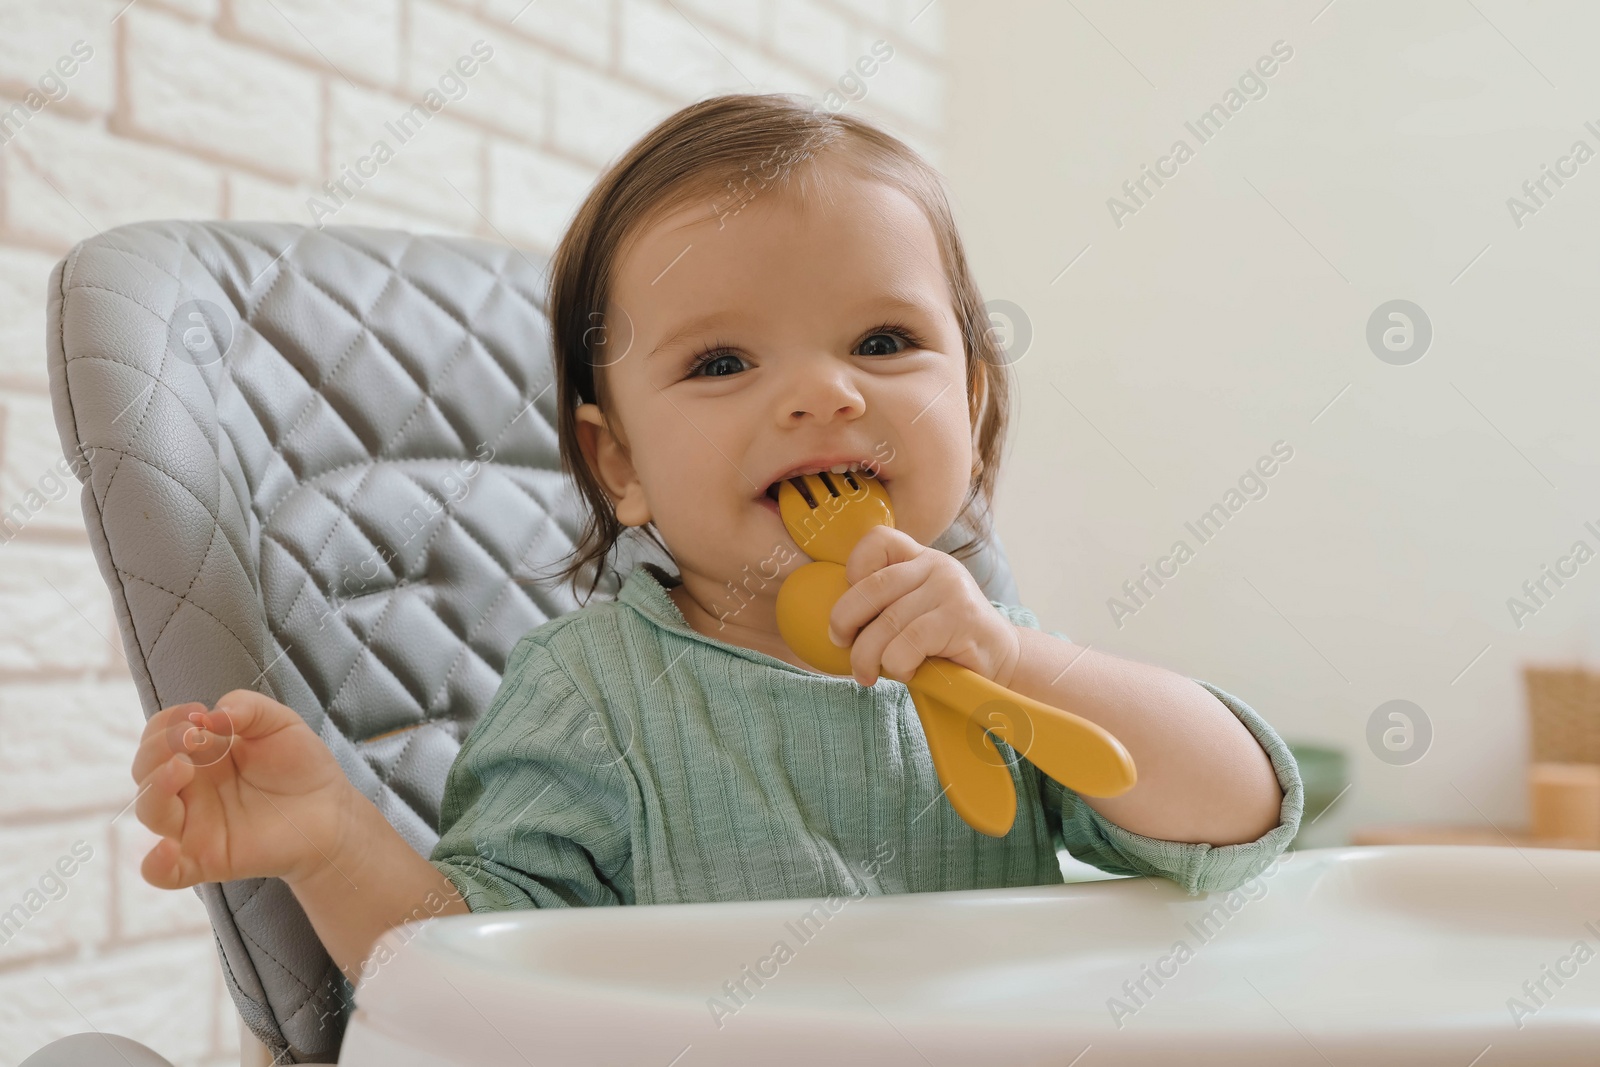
487, 139, 594, 249
326, 81, 485, 228
0, 0, 117, 116
547, 56, 673, 167
0, 939, 227, 1067
0, 246, 56, 389
475, 0, 610, 66
408, 2, 547, 141
0, 819, 111, 963
0, 392, 88, 535
0, 3, 944, 1064
224, 0, 403, 87
119, 8, 323, 180
0, 542, 119, 674
0, 679, 144, 818
2, 111, 223, 249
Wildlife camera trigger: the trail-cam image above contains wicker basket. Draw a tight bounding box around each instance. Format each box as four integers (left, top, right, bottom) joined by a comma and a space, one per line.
1522, 664, 1600, 766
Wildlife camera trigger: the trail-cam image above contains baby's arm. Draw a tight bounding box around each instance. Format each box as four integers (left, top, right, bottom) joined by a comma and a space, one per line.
133, 689, 466, 982
997, 631, 1283, 846
285, 781, 468, 977
825, 525, 1284, 848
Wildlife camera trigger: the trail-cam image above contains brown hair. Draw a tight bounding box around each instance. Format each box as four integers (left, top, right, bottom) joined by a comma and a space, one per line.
533, 93, 1013, 604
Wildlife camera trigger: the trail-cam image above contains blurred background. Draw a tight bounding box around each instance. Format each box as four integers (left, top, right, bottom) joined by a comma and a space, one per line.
2, 0, 1598, 1062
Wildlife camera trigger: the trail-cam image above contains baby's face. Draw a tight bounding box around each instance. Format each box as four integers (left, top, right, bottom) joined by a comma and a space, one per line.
578, 157, 973, 602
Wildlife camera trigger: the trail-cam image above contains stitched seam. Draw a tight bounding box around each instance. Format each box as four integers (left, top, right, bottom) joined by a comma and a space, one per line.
222, 233, 393, 506
256, 451, 560, 537
229, 877, 269, 913
225, 232, 493, 473
211, 924, 285, 1053
260, 492, 555, 735
319, 575, 409, 719
85, 224, 192, 289
251, 295, 382, 478
71, 443, 253, 590
420, 582, 514, 716
263, 482, 399, 608
253, 476, 552, 727
56, 356, 231, 511
57, 273, 239, 503
92, 329, 167, 519
411, 464, 577, 714
70, 445, 269, 676
117, 568, 257, 662
143, 520, 223, 666
255, 386, 566, 691
373, 325, 476, 458
236, 922, 320, 1022
322, 229, 544, 400
361, 248, 521, 458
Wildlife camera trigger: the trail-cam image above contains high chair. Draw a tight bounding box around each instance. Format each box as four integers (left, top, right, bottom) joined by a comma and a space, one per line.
30, 220, 1023, 1064
30, 222, 1600, 1065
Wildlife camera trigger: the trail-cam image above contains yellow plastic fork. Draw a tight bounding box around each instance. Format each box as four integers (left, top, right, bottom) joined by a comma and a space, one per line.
772, 469, 1137, 837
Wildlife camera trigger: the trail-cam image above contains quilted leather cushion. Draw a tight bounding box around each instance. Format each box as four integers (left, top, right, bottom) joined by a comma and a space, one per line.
46, 220, 1019, 1062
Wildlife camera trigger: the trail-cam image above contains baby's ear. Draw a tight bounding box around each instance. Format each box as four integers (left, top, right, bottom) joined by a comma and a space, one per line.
574, 404, 651, 527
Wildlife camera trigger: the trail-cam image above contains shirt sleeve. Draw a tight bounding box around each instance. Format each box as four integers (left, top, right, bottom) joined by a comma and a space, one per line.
429, 631, 635, 911
989, 600, 1305, 897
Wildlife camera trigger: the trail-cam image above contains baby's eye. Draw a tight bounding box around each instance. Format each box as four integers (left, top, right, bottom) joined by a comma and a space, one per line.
687, 350, 747, 378
855, 327, 918, 357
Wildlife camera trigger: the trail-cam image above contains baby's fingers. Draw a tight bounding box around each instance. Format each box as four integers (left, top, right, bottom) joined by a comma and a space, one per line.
139, 835, 204, 891
134, 753, 194, 841
131, 702, 207, 783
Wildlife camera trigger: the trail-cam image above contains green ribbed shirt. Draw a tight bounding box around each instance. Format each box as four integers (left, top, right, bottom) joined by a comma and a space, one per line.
429, 563, 1304, 908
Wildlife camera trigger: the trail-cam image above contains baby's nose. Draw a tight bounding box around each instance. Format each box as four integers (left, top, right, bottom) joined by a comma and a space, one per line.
783, 381, 864, 422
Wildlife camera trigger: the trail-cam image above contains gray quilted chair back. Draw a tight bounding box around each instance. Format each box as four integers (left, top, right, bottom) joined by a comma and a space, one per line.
44, 220, 1021, 1063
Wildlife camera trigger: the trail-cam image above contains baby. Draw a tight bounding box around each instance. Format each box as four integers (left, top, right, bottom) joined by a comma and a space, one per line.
131, 93, 1303, 986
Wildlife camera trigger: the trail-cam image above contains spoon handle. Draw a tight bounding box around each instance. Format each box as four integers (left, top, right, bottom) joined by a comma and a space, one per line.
907, 658, 1138, 800
907, 680, 1019, 837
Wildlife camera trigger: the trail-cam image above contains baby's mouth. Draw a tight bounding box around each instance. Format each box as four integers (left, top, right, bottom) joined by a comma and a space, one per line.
758, 464, 887, 516
758, 460, 886, 501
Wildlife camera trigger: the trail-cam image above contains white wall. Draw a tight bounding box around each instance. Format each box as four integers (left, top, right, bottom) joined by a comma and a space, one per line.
0, 1, 945, 1062
945, 0, 1600, 850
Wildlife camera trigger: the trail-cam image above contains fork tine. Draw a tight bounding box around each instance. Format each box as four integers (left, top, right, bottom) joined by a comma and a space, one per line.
788, 475, 817, 508
801, 473, 829, 504
787, 470, 877, 513
776, 467, 895, 566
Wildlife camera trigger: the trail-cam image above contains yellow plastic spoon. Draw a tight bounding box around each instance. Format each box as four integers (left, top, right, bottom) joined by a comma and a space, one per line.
772, 469, 1137, 837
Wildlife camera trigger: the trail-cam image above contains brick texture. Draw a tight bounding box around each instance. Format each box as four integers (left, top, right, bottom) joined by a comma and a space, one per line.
0, 246, 57, 389
0, 678, 144, 817
0, 819, 111, 964
118, 8, 323, 180
0, 939, 228, 1066
0, 3, 945, 1064
0, 0, 117, 116
1, 109, 223, 249
223, 0, 403, 88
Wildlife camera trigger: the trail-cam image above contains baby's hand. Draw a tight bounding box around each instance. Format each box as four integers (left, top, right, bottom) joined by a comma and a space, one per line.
132, 690, 355, 890
827, 525, 1021, 688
